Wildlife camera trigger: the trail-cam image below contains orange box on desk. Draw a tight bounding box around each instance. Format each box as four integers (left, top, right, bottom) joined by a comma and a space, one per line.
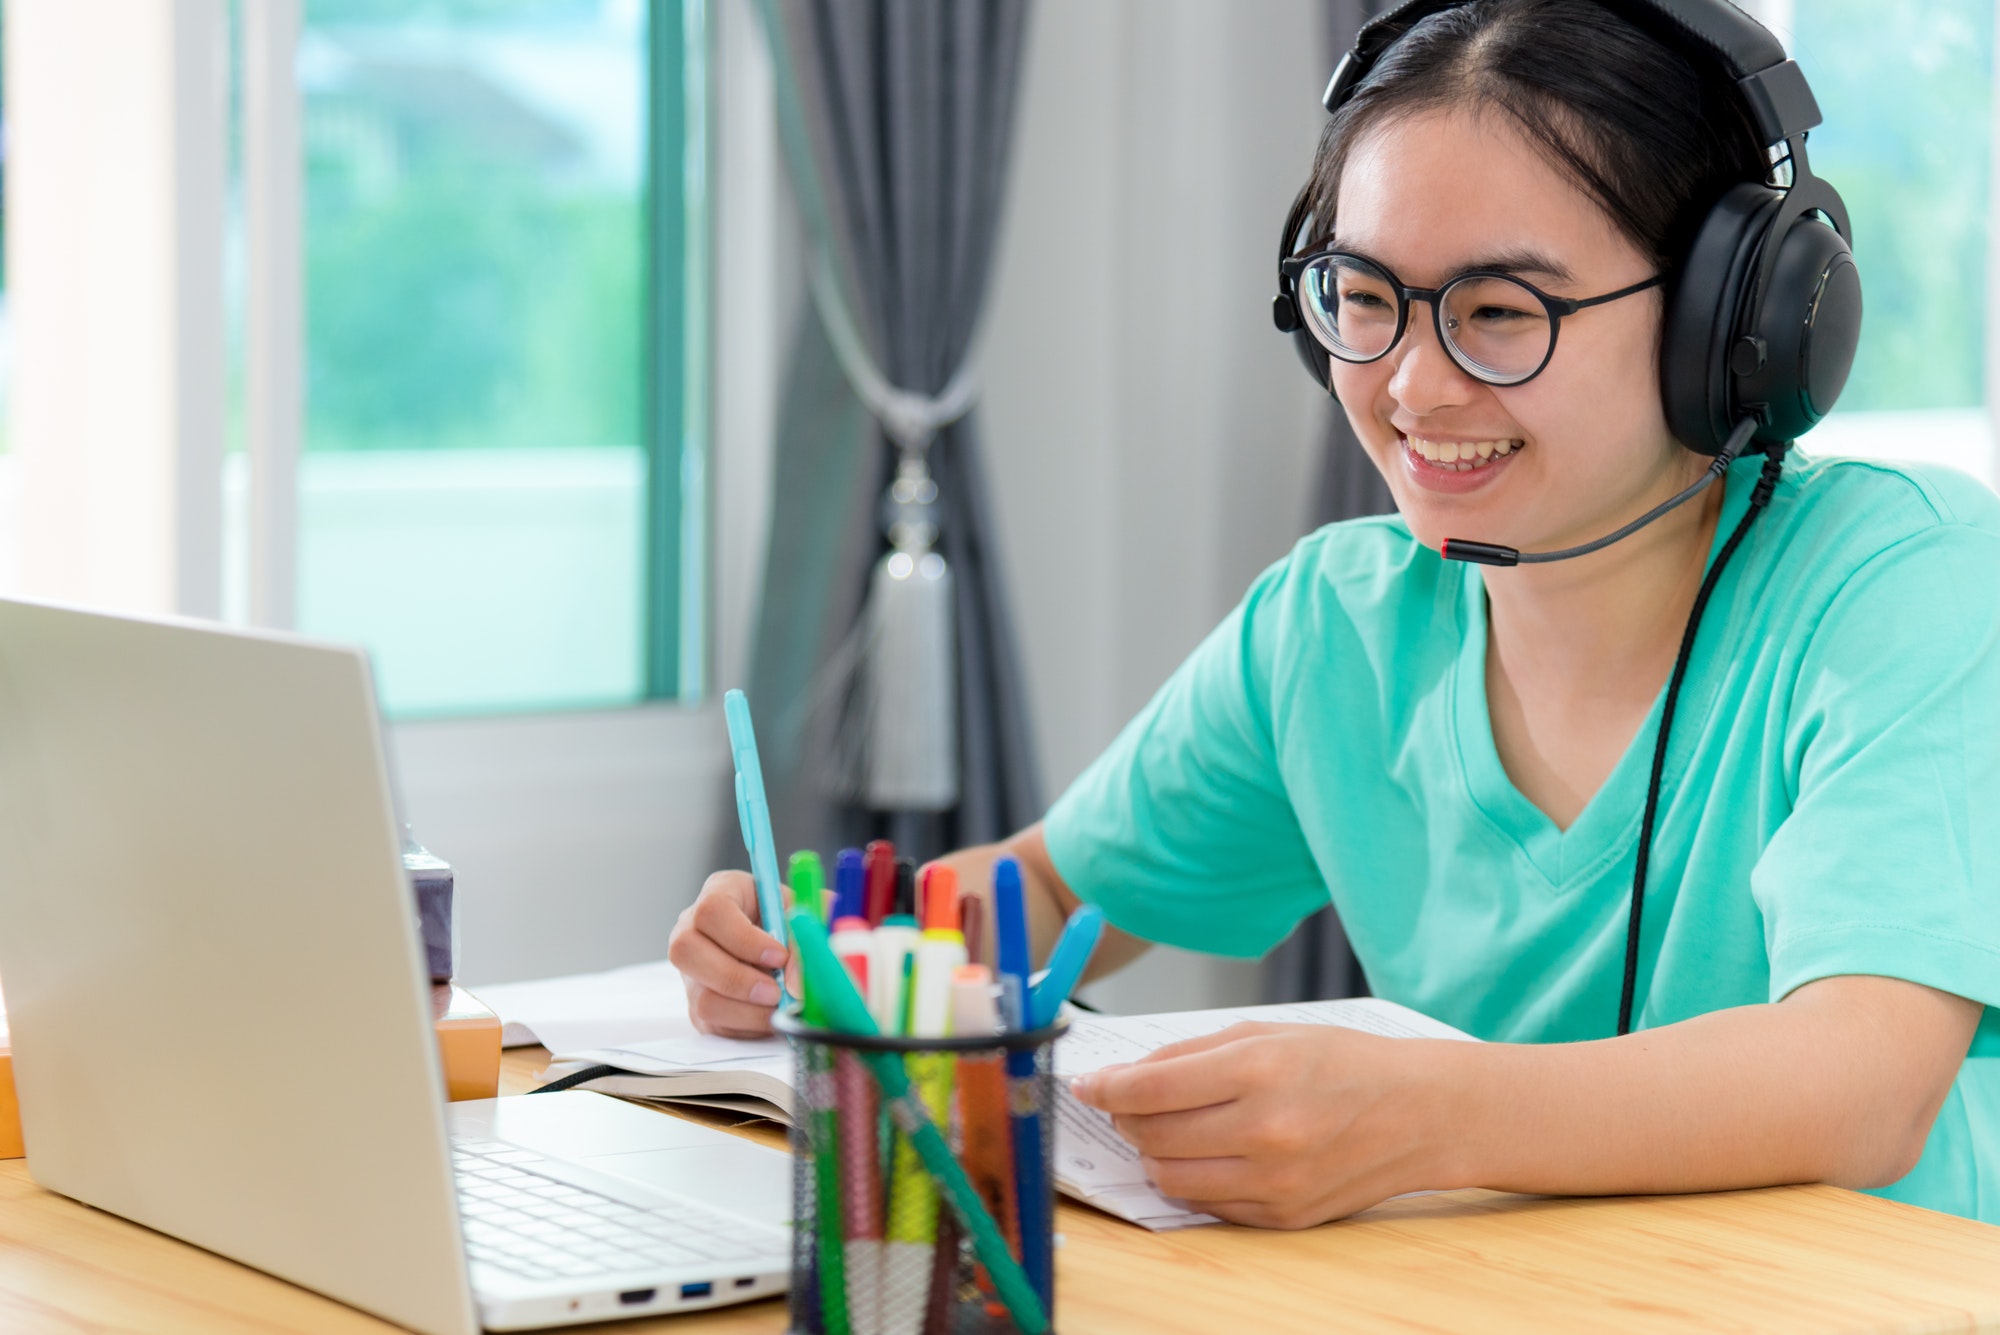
0, 983, 502, 1161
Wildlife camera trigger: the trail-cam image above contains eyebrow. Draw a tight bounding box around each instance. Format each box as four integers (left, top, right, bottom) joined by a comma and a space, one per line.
1330, 241, 1577, 285
1464, 248, 1576, 283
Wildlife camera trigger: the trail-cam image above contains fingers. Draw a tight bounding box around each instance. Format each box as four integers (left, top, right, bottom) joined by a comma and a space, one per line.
691, 994, 783, 1040
675, 930, 781, 1008
702, 870, 791, 956
669, 871, 792, 1038
1070, 1048, 1240, 1116
1143, 1021, 1282, 1064
1137, 1154, 1254, 1206
1108, 1101, 1241, 1160
1072, 1024, 1287, 1113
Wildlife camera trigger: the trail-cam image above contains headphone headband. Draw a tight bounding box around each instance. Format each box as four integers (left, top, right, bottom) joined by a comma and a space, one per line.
1279, 0, 1863, 454
1324, 0, 1820, 145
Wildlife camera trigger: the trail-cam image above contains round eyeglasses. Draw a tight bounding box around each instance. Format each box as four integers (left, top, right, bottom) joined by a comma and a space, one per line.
1280, 249, 1664, 387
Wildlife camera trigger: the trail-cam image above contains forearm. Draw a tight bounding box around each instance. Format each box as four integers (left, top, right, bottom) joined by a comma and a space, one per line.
936, 823, 1149, 980
1438, 976, 1977, 1197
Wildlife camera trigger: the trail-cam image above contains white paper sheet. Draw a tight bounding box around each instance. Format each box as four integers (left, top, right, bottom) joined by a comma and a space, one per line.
470, 958, 694, 1052
1051, 998, 1478, 1230
570, 1032, 791, 1074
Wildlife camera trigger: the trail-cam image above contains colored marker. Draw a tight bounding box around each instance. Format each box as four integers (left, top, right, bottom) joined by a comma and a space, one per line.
950, 964, 1017, 1315
790, 850, 827, 926
960, 891, 985, 968
1029, 904, 1104, 1030
871, 914, 921, 1036
795, 919, 851, 1335
835, 848, 866, 922
826, 914, 881, 1333
863, 840, 897, 925
994, 855, 1052, 1312
920, 864, 959, 935
787, 910, 1049, 1335
883, 913, 961, 1335
724, 689, 789, 1006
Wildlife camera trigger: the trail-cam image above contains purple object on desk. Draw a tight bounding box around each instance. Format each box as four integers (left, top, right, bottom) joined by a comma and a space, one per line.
403, 832, 455, 983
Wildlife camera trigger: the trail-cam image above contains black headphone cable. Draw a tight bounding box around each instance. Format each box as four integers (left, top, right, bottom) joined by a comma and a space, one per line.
1618, 435, 1786, 1035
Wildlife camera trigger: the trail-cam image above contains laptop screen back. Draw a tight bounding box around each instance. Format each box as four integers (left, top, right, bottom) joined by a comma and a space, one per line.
0, 599, 480, 1335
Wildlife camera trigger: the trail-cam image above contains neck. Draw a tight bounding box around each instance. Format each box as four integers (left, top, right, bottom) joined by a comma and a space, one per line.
1481, 460, 1729, 698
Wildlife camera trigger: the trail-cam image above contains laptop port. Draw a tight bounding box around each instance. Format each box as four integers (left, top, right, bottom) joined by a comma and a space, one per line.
679, 1282, 713, 1301
618, 1289, 656, 1306
734, 1277, 756, 1289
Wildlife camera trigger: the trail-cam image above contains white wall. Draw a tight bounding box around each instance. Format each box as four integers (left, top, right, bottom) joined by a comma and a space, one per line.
7, 0, 226, 617
980, 0, 1329, 1013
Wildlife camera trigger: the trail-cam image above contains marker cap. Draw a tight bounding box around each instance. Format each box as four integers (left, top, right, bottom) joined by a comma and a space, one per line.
949, 963, 1000, 1036
864, 840, 897, 924
920, 863, 959, 934
834, 847, 866, 922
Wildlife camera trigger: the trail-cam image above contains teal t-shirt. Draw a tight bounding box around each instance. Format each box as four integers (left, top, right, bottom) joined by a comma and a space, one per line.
1044, 450, 2000, 1223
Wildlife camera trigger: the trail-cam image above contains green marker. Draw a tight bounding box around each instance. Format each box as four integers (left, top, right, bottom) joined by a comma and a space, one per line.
794, 909, 851, 1335
786, 909, 1051, 1335
788, 850, 826, 924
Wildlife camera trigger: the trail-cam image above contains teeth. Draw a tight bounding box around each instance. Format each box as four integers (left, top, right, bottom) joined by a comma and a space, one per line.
1404, 435, 1522, 469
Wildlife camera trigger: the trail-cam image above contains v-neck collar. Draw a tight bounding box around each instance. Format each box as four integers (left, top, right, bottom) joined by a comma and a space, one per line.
1449, 458, 1758, 888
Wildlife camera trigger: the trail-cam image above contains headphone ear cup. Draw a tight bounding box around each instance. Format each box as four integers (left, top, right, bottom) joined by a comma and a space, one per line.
1751, 215, 1861, 441
1661, 182, 1782, 455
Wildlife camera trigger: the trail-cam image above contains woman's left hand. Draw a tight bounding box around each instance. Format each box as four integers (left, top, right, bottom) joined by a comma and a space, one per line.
1067, 1021, 1460, 1229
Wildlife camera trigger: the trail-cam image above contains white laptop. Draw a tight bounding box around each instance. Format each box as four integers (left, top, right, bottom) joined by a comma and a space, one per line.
0, 597, 793, 1333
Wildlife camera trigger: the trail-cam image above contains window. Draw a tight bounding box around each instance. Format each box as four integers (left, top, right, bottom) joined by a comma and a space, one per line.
1787, 0, 1994, 480
271, 0, 707, 717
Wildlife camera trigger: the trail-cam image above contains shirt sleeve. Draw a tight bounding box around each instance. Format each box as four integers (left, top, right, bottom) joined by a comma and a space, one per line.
1041, 555, 1328, 958
1755, 520, 2000, 1008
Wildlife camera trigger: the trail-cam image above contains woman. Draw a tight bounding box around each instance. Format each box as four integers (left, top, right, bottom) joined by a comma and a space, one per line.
671, 0, 1999, 1229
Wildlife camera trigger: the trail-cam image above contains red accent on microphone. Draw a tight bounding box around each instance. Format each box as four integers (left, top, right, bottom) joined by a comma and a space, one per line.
1442, 539, 1521, 567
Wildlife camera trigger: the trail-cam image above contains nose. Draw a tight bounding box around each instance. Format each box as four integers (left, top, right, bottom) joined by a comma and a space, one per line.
1386, 299, 1482, 417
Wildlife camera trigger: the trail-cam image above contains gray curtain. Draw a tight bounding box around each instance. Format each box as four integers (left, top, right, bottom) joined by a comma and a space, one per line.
1263, 0, 1393, 1004
742, 0, 1039, 867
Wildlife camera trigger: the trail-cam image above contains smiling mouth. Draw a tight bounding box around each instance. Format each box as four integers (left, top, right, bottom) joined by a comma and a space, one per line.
1402, 434, 1523, 472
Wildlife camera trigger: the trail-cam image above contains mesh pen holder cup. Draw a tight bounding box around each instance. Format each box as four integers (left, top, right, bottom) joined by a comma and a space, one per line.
774, 1011, 1067, 1335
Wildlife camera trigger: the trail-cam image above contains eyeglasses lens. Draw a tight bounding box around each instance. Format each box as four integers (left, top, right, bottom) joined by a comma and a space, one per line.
1299, 254, 1556, 385
1439, 275, 1552, 385
1300, 255, 1400, 361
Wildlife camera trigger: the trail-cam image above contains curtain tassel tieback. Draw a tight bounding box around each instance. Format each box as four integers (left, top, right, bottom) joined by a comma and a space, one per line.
813, 261, 970, 812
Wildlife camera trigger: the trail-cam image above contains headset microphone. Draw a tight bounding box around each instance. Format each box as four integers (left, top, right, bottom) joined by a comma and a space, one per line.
1441, 418, 1758, 567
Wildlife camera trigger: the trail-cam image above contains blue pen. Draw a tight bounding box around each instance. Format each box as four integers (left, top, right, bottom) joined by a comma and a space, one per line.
724, 689, 790, 1007
1029, 904, 1105, 1031
993, 855, 1053, 1312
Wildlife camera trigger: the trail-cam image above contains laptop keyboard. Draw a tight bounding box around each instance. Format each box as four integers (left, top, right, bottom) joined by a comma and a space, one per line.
451, 1139, 784, 1285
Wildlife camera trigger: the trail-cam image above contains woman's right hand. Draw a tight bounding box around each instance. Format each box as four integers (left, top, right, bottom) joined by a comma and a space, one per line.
667, 870, 794, 1038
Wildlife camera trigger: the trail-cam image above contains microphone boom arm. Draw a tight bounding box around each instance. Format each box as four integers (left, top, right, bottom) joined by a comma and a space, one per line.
1442, 418, 1761, 568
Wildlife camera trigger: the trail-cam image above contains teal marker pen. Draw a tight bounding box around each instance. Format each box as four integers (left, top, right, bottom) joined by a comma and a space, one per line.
725, 689, 790, 1007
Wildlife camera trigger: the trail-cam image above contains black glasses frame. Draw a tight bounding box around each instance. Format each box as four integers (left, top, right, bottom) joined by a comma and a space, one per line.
1279, 247, 1665, 386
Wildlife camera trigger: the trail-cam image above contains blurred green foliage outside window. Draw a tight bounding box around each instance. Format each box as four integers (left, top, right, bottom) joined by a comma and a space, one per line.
295, 0, 701, 717
1796, 0, 1992, 412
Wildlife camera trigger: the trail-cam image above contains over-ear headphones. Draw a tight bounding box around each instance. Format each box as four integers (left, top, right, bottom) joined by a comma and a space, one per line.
1272, 0, 1863, 455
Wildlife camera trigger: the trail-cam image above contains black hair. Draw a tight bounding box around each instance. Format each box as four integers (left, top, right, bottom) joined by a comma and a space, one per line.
1306, 0, 1771, 270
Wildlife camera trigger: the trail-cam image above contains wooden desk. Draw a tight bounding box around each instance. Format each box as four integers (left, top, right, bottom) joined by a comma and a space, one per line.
2, 1047, 1997, 1334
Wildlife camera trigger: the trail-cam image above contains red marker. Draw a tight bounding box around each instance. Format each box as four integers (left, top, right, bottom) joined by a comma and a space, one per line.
960, 892, 985, 966
863, 839, 897, 925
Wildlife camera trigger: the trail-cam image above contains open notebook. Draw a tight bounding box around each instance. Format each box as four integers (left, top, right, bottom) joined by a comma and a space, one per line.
545, 995, 1478, 1231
